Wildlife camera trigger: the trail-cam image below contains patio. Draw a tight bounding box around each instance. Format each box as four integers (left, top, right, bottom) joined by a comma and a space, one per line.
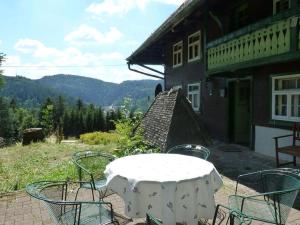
0, 143, 299, 225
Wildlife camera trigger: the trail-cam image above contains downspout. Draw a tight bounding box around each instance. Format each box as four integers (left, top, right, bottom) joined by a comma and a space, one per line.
127, 63, 165, 80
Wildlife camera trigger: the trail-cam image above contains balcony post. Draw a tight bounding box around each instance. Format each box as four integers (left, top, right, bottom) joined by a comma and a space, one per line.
290, 13, 299, 51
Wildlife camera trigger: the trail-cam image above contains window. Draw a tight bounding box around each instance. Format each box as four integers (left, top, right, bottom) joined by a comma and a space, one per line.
188, 83, 201, 111
272, 74, 300, 121
173, 41, 183, 67
188, 31, 201, 62
273, 0, 290, 14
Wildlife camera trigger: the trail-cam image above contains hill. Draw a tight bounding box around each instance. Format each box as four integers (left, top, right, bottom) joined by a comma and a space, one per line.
0, 76, 60, 108
0, 75, 162, 110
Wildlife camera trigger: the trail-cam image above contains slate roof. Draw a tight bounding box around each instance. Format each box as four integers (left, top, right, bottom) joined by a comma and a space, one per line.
138, 89, 211, 152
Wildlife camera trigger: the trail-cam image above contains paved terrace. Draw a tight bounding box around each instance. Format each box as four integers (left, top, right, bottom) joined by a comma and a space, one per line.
0, 144, 299, 225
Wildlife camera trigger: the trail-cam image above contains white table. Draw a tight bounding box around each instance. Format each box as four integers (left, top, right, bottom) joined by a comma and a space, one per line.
105, 153, 223, 225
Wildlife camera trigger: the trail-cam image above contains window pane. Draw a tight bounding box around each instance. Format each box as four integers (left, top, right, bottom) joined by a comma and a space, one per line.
275, 77, 298, 90
193, 94, 199, 108
189, 46, 193, 59
282, 79, 296, 90
188, 94, 193, 102
275, 95, 287, 116
291, 94, 300, 117
194, 45, 199, 58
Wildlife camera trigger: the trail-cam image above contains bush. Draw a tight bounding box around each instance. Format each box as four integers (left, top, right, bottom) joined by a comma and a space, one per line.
80, 132, 121, 145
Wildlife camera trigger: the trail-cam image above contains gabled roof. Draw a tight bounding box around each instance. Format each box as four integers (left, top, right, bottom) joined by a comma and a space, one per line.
138, 89, 211, 151
127, 0, 206, 65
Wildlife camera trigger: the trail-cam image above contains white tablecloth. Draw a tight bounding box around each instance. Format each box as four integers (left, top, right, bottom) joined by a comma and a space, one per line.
105, 153, 223, 225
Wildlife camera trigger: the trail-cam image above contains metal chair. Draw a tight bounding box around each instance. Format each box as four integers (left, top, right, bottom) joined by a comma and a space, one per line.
146, 214, 164, 225
72, 150, 116, 200
213, 169, 300, 225
167, 144, 210, 160
26, 181, 119, 225
146, 208, 251, 225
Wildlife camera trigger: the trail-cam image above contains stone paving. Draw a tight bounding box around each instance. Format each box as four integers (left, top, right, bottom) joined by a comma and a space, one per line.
0, 144, 299, 225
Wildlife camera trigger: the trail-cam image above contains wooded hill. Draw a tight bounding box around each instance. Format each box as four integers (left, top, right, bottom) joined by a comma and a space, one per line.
0, 74, 162, 110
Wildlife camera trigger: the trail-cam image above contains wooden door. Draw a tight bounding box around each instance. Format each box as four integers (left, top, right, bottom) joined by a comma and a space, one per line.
229, 80, 251, 145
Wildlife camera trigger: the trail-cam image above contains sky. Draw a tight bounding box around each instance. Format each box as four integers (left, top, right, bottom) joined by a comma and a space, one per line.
0, 0, 184, 83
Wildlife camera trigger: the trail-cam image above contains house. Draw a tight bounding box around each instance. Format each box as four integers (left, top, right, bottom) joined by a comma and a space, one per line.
127, 0, 300, 159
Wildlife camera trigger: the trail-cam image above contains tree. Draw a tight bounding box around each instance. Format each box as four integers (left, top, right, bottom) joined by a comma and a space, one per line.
54, 96, 65, 143
0, 53, 5, 89
39, 98, 54, 136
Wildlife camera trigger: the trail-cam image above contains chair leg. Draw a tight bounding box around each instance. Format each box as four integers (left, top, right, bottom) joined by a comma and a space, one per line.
229, 213, 235, 225
276, 150, 280, 168
212, 205, 220, 225
74, 187, 82, 201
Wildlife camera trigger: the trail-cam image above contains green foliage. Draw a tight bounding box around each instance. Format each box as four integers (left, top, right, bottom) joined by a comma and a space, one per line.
0, 53, 5, 89
80, 132, 121, 145
0, 74, 161, 111
0, 97, 17, 140
113, 118, 159, 157
40, 104, 54, 136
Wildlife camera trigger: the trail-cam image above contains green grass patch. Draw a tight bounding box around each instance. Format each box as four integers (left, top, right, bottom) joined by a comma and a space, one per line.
0, 142, 117, 194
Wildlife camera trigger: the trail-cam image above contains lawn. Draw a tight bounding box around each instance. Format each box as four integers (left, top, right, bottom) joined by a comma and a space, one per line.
0, 141, 117, 194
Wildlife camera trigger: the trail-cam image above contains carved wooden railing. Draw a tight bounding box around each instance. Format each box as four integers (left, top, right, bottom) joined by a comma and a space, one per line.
207, 10, 300, 72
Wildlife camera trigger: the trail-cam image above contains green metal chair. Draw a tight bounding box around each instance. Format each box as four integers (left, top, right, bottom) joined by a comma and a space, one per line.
167, 144, 210, 160
213, 169, 300, 225
146, 214, 164, 225
72, 150, 116, 200
26, 181, 119, 225
147, 207, 252, 225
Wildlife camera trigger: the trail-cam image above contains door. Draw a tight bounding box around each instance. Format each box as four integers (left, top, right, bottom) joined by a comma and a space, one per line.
229, 80, 251, 145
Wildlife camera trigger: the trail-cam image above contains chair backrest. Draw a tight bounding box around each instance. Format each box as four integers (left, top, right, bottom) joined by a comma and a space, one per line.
26, 181, 79, 225
167, 144, 210, 160
261, 170, 300, 224
72, 151, 115, 182
293, 123, 300, 145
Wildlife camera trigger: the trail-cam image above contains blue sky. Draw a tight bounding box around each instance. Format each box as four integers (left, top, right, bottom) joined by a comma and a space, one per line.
0, 0, 183, 83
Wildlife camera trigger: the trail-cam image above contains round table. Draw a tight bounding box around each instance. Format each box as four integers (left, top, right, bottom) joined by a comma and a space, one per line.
105, 153, 223, 225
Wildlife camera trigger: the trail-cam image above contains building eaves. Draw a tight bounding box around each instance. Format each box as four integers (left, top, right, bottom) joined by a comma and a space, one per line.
127, 0, 206, 64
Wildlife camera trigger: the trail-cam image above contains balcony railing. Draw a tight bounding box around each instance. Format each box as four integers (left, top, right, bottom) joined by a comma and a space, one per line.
207, 9, 300, 73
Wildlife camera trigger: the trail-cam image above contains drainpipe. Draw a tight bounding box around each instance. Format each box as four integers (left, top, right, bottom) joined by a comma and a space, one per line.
127, 63, 165, 80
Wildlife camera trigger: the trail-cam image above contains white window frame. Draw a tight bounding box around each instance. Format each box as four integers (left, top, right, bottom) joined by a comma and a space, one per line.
272, 74, 300, 122
173, 41, 183, 68
273, 0, 290, 15
188, 82, 201, 111
188, 31, 202, 62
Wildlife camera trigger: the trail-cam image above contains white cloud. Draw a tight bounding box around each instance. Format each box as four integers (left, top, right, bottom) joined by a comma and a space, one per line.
14, 39, 61, 58
86, 0, 185, 16
4, 39, 137, 83
64, 25, 123, 46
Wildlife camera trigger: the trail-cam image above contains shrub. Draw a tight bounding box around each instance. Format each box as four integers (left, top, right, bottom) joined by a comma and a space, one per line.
80, 132, 121, 145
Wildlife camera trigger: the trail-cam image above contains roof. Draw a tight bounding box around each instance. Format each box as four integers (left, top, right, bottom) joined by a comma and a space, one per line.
138, 89, 211, 151
127, 0, 206, 65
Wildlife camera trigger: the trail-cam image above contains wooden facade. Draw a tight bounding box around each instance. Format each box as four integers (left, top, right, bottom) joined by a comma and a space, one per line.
127, 0, 300, 157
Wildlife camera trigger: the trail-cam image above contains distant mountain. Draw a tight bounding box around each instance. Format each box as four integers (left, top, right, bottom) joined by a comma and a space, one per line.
0, 76, 61, 108
0, 74, 163, 110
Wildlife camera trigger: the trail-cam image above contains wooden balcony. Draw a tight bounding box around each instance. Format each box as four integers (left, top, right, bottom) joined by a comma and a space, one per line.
207, 9, 300, 75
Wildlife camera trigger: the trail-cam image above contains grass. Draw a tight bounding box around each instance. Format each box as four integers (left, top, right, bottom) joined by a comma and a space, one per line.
0, 141, 118, 194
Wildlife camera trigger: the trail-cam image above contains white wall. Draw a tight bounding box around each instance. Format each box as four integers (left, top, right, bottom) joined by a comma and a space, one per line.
255, 125, 299, 162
